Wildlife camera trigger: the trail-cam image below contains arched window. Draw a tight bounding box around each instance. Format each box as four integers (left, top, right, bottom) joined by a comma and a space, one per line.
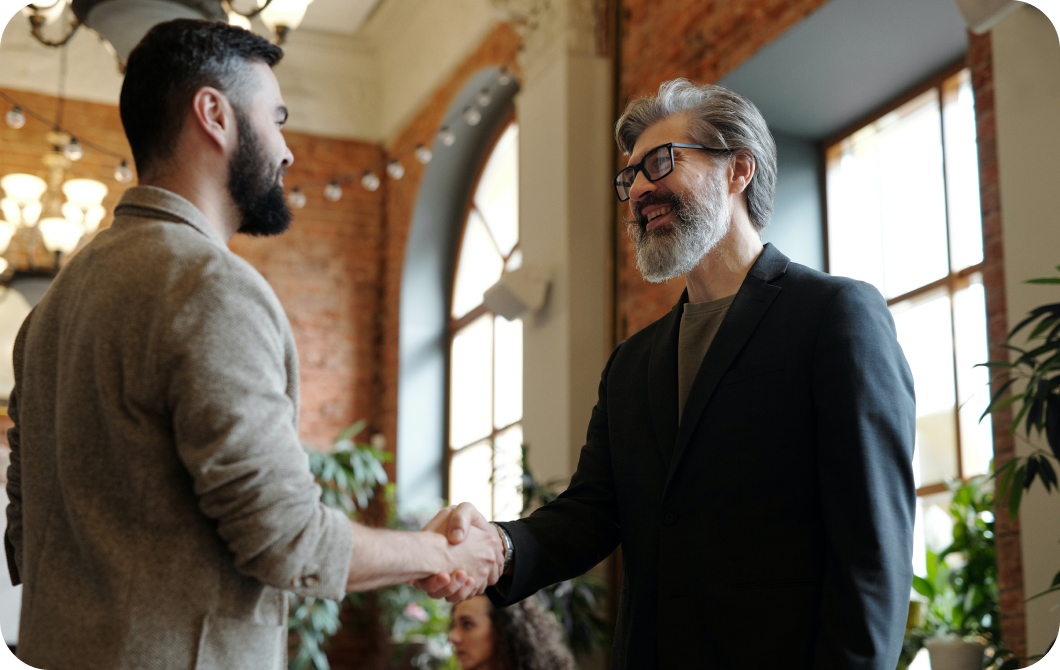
448, 122, 522, 522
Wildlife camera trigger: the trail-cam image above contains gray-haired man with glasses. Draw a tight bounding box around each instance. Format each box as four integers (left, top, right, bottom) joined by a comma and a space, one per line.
418, 79, 916, 670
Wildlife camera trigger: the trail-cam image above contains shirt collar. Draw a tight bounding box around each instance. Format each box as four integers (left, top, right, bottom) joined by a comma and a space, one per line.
112, 186, 226, 247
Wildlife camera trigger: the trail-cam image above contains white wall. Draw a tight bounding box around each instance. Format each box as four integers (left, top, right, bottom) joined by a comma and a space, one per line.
992, 3, 1060, 656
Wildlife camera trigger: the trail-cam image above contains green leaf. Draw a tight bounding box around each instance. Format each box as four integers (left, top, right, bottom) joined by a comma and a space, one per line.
1051, 569, 1060, 588
1009, 466, 1027, 519
1010, 401, 1032, 436
913, 575, 935, 599
1026, 457, 1040, 490
1039, 456, 1058, 493
335, 420, 368, 443
977, 361, 1016, 369
1029, 315, 1060, 340
997, 460, 1019, 502
1024, 277, 1060, 285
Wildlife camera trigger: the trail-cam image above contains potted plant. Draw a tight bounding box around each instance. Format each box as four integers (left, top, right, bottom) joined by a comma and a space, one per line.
909, 477, 1017, 670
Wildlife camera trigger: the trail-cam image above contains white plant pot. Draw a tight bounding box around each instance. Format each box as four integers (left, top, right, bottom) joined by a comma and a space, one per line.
923, 637, 986, 670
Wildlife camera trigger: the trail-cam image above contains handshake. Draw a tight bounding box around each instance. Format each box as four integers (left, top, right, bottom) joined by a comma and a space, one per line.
410, 502, 509, 602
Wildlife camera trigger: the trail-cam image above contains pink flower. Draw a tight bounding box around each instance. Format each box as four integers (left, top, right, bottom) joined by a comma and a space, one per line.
404, 602, 429, 622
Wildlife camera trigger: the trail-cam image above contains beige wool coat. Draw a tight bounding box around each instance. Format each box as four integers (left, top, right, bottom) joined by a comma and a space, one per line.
5, 187, 354, 670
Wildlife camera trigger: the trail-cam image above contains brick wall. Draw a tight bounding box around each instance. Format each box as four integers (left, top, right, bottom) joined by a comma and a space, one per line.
614, 0, 833, 338
969, 30, 1026, 662
0, 86, 382, 461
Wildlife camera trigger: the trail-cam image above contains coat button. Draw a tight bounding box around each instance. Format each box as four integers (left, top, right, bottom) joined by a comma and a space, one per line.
303, 575, 320, 588
663, 511, 677, 525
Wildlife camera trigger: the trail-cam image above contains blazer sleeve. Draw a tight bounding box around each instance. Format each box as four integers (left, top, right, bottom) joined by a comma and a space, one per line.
163, 260, 353, 601
811, 281, 916, 669
4, 311, 32, 587
488, 344, 624, 607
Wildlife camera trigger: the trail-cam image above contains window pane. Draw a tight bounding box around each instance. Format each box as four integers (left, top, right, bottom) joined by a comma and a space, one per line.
493, 424, 524, 522
474, 124, 519, 257
943, 70, 984, 271
450, 314, 493, 448
494, 315, 522, 430
953, 274, 993, 477
912, 490, 954, 577
828, 89, 950, 299
450, 440, 493, 516
892, 289, 959, 486
452, 210, 504, 319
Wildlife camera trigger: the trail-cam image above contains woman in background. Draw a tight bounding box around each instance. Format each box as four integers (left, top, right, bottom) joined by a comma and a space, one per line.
448, 595, 576, 670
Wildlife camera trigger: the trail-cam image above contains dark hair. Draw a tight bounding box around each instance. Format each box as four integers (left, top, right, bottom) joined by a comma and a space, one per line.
119, 19, 283, 176
488, 597, 575, 670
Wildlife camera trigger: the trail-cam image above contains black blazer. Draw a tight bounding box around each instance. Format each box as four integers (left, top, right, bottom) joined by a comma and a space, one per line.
489, 244, 916, 669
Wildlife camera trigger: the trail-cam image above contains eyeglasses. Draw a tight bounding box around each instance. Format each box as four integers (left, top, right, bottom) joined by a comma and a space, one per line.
614, 142, 731, 202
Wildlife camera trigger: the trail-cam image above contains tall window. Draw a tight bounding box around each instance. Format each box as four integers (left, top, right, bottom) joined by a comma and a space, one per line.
448, 123, 523, 522
825, 67, 992, 575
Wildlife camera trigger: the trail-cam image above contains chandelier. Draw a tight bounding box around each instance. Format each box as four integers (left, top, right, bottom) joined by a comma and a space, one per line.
20, 0, 316, 61
0, 130, 108, 279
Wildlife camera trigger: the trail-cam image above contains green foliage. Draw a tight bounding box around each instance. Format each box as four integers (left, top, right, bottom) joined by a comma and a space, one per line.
288, 421, 392, 670
903, 477, 1017, 670
979, 266, 1060, 607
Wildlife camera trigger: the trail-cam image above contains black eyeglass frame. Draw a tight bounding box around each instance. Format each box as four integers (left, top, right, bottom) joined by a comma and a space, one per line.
613, 142, 732, 202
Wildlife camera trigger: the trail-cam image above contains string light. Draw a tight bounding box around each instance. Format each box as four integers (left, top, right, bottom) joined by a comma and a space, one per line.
462, 106, 481, 126
5, 107, 25, 129
361, 172, 380, 192
114, 161, 134, 184
282, 66, 520, 200
386, 161, 405, 180
62, 138, 84, 161
323, 180, 343, 202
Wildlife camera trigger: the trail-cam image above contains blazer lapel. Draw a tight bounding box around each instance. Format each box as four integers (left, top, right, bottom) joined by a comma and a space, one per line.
648, 292, 687, 471
663, 244, 790, 494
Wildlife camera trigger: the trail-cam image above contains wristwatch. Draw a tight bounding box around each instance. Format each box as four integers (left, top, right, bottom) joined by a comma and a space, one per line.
491, 522, 514, 572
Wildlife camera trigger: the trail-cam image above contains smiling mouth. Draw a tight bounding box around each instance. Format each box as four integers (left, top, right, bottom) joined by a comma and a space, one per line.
646, 206, 672, 222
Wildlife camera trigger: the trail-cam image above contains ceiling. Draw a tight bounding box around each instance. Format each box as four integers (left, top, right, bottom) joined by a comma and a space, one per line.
718, 0, 970, 140
294, 0, 382, 36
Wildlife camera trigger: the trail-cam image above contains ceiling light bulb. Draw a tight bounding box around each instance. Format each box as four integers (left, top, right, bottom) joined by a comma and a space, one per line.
5, 107, 25, 129
361, 172, 380, 192
61, 202, 85, 226
438, 127, 455, 147
414, 144, 433, 165
1, 198, 21, 227
498, 69, 512, 86
114, 161, 134, 184
288, 188, 307, 209
227, 11, 252, 30
63, 138, 84, 161
257, 0, 314, 33
324, 180, 342, 202
476, 89, 492, 107
38, 216, 82, 254
82, 206, 106, 234
386, 161, 405, 180
1, 173, 47, 201
463, 106, 482, 126
62, 179, 108, 207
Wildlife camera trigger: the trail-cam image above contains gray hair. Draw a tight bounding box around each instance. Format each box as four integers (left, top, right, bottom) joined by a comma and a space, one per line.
615, 79, 777, 232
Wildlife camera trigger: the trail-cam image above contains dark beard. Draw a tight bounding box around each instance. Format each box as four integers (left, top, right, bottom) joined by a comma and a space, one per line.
230, 110, 292, 237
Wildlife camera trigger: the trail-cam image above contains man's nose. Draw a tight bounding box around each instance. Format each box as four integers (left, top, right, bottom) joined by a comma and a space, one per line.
628, 169, 656, 209
282, 146, 294, 169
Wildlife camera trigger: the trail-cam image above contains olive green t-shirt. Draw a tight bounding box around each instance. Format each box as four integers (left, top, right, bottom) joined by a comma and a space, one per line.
678, 293, 736, 423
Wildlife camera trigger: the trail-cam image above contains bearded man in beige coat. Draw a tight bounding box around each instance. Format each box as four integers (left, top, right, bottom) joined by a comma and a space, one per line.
4, 19, 502, 670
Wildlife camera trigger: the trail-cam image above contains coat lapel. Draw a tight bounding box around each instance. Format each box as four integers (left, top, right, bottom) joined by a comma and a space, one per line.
647, 293, 687, 471
663, 244, 790, 494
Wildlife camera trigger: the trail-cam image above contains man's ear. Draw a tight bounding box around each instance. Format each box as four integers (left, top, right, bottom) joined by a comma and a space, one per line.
190, 86, 236, 154
729, 152, 756, 194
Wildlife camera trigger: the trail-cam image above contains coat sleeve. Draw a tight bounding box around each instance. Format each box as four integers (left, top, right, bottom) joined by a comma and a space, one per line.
4, 311, 32, 587
487, 344, 624, 607
811, 281, 916, 669
163, 260, 353, 601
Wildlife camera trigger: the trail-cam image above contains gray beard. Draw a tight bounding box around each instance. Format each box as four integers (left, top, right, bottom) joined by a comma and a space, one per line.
628, 174, 730, 283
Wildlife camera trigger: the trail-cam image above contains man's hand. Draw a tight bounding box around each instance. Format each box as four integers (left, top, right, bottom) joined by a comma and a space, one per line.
414, 502, 504, 601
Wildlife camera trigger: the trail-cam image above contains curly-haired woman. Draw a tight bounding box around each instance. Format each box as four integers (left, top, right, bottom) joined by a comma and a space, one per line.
448, 595, 576, 670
